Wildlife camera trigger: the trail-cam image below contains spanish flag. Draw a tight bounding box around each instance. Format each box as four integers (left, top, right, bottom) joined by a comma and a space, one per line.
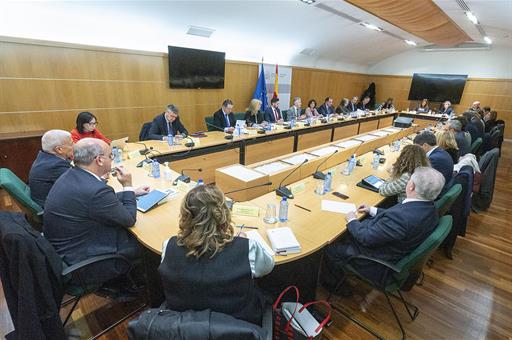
272, 64, 279, 99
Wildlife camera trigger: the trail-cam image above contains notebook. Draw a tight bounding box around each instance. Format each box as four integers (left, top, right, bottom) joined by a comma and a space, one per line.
136, 189, 169, 212
245, 230, 275, 256
266, 227, 301, 255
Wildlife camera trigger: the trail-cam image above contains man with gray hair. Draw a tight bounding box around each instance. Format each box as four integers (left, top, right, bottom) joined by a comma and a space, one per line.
28, 129, 73, 207
147, 104, 189, 141
44, 138, 149, 292
287, 97, 306, 121
447, 119, 470, 156
321, 166, 444, 296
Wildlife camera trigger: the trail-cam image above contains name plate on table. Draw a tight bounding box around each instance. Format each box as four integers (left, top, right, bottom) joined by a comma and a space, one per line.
176, 180, 191, 193
289, 182, 306, 195
232, 205, 260, 217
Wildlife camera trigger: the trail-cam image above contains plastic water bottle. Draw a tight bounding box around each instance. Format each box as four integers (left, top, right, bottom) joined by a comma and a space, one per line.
323, 172, 332, 193
344, 155, 356, 176
113, 147, 122, 164
163, 162, 172, 182
290, 117, 296, 128
196, 179, 204, 186
151, 160, 160, 178
279, 197, 288, 222
167, 133, 174, 146
372, 153, 380, 169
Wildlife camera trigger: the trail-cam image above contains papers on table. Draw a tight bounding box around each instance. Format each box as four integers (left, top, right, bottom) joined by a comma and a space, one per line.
354, 134, 378, 142
321, 200, 357, 214
383, 127, 402, 133
369, 130, 390, 137
218, 164, 265, 181
246, 230, 275, 256
254, 161, 290, 174
267, 227, 301, 254
282, 153, 316, 165
336, 140, 362, 149
309, 146, 339, 157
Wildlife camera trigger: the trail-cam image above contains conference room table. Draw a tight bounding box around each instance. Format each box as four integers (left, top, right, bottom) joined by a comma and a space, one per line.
113, 121, 418, 301
398, 111, 450, 129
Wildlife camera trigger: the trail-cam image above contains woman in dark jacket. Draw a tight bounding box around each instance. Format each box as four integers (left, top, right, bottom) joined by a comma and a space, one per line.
244, 99, 266, 127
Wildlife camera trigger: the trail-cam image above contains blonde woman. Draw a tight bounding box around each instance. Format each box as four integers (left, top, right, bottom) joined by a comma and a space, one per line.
436, 130, 459, 163
158, 184, 274, 325
379, 144, 430, 203
244, 98, 266, 127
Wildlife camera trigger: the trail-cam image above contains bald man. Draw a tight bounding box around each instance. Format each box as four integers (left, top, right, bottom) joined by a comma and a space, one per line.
29, 129, 73, 207
44, 138, 149, 286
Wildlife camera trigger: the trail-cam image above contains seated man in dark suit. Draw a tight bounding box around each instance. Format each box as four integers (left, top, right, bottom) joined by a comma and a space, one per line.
317, 97, 335, 116
29, 130, 73, 208
147, 104, 188, 140
463, 111, 485, 143
414, 131, 454, 193
212, 99, 236, 132
321, 167, 444, 295
263, 97, 283, 123
43, 138, 149, 287
347, 96, 358, 112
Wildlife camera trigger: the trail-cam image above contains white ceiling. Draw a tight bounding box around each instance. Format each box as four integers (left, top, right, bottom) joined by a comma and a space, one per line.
0, 0, 510, 70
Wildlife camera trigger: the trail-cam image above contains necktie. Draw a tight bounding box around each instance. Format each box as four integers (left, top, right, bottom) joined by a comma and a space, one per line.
225, 114, 230, 127
274, 108, 279, 121
167, 121, 173, 136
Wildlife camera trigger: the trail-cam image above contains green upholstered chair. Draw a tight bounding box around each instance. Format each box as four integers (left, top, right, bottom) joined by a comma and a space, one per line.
204, 116, 216, 131
329, 216, 453, 340
434, 184, 462, 217
234, 112, 246, 121
281, 109, 288, 121
470, 137, 483, 155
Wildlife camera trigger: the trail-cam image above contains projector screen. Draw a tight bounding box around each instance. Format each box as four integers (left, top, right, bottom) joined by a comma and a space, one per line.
408, 73, 468, 104
168, 46, 225, 89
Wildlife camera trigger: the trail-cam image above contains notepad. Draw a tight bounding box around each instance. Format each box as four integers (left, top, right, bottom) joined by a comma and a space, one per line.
266, 227, 301, 254
321, 200, 357, 214
336, 140, 362, 149
282, 154, 316, 165
309, 146, 339, 157
254, 161, 290, 174
382, 127, 402, 133
218, 165, 265, 181
136, 189, 169, 213
354, 135, 378, 142
369, 130, 390, 137
245, 230, 275, 256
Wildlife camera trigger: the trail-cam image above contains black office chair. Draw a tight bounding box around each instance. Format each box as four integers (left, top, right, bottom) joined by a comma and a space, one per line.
139, 122, 152, 141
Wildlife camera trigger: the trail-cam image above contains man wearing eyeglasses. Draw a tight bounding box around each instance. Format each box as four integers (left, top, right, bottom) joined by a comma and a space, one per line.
44, 138, 149, 296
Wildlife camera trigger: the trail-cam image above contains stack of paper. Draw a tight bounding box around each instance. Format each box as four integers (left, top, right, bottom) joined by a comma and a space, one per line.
383, 127, 402, 133
218, 164, 265, 181
355, 135, 378, 142
336, 140, 362, 149
370, 130, 390, 137
309, 146, 339, 157
321, 200, 357, 214
254, 161, 290, 174
282, 153, 316, 165
245, 230, 275, 256
267, 227, 301, 254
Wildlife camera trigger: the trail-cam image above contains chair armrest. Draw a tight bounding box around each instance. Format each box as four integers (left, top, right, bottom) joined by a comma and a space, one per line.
62, 254, 131, 277
346, 254, 401, 273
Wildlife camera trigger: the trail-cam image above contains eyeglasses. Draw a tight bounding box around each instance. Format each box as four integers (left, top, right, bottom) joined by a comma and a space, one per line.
87, 121, 98, 126
97, 153, 114, 160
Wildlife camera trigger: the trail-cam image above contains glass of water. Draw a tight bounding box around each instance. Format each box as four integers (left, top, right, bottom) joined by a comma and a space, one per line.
263, 204, 277, 224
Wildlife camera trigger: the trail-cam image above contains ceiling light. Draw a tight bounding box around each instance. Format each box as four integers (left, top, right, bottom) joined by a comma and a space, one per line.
300, 0, 316, 4
404, 40, 417, 46
360, 22, 383, 32
483, 36, 492, 44
465, 11, 478, 25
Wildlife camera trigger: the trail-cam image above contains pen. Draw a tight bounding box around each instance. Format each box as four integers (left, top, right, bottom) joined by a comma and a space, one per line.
276, 251, 288, 256
236, 224, 245, 237
237, 225, 258, 229
294, 204, 311, 212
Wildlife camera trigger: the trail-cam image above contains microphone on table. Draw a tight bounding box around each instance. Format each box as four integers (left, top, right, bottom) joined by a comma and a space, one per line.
181, 133, 195, 148
276, 159, 308, 199
312, 150, 338, 180
136, 150, 161, 168
206, 122, 234, 140
134, 141, 152, 155
173, 168, 203, 185
223, 181, 273, 210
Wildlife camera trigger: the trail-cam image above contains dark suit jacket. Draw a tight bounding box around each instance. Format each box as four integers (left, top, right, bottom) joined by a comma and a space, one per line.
263, 106, 281, 123
147, 113, 188, 140
212, 109, 236, 131
244, 111, 265, 127
455, 131, 471, 156
318, 103, 334, 116
439, 107, 453, 116
28, 151, 71, 208
347, 102, 357, 112
43, 167, 137, 266
356, 102, 368, 110
428, 147, 454, 192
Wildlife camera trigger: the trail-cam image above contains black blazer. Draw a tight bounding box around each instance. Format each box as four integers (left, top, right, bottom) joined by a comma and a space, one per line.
439, 107, 453, 116
356, 102, 368, 110
147, 113, 188, 140
212, 109, 236, 131
244, 110, 265, 127
263, 106, 281, 123
347, 102, 357, 112
28, 151, 71, 208
43, 167, 137, 266
428, 147, 454, 193
318, 103, 334, 116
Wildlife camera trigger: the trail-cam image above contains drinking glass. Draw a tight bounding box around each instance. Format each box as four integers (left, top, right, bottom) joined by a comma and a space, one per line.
263, 204, 277, 224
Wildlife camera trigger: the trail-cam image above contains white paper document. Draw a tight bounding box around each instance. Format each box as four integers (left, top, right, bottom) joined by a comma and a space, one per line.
336, 140, 362, 149
218, 164, 266, 181
254, 161, 290, 174
266, 227, 301, 254
383, 127, 402, 133
369, 130, 390, 137
282, 153, 316, 165
309, 146, 339, 157
354, 135, 378, 142
321, 200, 357, 214
246, 230, 275, 256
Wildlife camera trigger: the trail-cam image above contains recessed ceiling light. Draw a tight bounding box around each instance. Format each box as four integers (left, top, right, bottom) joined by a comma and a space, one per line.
484, 36, 492, 44
404, 40, 417, 46
360, 22, 383, 32
300, 0, 316, 4
465, 11, 478, 25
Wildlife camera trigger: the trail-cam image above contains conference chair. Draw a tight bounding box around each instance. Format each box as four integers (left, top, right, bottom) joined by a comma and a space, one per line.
204, 116, 216, 131
234, 112, 246, 121
472, 148, 499, 212
327, 216, 453, 340
470, 137, 483, 155
139, 122, 152, 141
434, 184, 462, 217
0, 168, 43, 229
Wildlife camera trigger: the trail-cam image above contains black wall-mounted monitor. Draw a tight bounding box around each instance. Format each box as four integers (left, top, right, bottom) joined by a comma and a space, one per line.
168, 46, 225, 89
408, 73, 468, 104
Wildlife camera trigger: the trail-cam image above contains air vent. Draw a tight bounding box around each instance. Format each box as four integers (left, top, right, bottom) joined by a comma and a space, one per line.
421, 43, 491, 52
456, 0, 471, 12
186, 26, 215, 38
300, 48, 317, 56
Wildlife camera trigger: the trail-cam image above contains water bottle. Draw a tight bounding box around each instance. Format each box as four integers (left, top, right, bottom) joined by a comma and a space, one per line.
167, 133, 174, 146
163, 162, 172, 182
113, 147, 122, 164
344, 154, 356, 176
279, 197, 288, 222
323, 172, 332, 193
151, 160, 160, 178
290, 117, 296, 128
196, 179, 204, 186
372, 153, 380, 169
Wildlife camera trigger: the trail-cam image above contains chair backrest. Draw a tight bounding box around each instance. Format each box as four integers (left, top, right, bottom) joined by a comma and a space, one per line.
0, 168, 42, 215
470, 137, 482, 154
139, 122, 152, 141
281, 110, 288, 121
234, 112, 246, 121
434, 184, 462, 217
204, 116, 215, 131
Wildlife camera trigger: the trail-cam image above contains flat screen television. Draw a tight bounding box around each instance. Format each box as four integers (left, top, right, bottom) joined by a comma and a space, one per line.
408, 73, 468, 104
168, 46, 225, 89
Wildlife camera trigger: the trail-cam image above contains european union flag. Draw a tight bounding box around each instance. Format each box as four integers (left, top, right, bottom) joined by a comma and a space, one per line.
252, 64, 268, 111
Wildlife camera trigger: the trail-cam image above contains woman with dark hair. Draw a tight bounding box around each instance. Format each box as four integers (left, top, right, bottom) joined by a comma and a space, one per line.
416, 99, 430, 113
159, 184, 274, 325
70, 111, 111, 144
304, 99, 320, 117
357, 96, 371, 110
335, 98, 351, 115
484, 110, 498, 133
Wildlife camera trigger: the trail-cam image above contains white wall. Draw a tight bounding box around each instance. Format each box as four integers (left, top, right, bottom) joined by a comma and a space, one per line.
367, 46, 512, 78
